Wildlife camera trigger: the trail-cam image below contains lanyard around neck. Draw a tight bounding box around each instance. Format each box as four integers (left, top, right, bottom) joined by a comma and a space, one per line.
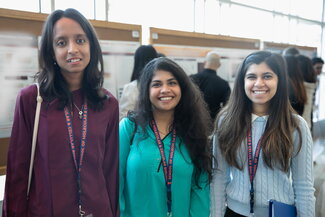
151, 119, 176, 216
64, 101, 88, 217
247, 127, 263, 216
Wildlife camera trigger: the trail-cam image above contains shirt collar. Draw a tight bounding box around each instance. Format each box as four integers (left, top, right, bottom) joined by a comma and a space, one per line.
251, 113, 269, 122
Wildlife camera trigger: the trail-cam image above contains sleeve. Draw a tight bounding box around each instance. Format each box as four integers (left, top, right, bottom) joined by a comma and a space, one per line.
119, 83, 138, 120
291, 116, 315, 217
2, 86, 37, 217
103, 97, 120, 217
210, 135, 230, 217
119, 117, 135, 214
190, 171, 210, 217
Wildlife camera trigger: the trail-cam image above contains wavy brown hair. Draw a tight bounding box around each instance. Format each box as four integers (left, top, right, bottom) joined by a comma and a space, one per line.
216, 51, 302, 172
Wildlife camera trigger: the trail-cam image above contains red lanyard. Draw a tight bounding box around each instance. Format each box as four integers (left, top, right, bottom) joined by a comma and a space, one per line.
151, 119, 176, 217
64, 101, 88, 217
247, 127, 262, 216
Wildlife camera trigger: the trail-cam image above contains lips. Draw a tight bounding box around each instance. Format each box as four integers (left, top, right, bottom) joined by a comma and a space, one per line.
67, 58, 81, 63
159, 96, 173, 101
253, 90, 267, 94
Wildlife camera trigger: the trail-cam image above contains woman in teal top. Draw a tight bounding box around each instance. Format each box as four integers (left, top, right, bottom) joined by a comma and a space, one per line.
119, 57, 212, 217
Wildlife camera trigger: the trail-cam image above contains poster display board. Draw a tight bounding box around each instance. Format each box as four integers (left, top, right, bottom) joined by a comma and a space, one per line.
100, 40, 140, 99
0, 35, 38, 138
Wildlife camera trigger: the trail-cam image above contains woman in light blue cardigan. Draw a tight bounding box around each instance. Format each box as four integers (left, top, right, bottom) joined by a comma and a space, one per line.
120, 57, 212, 217
211, 51, 315, 217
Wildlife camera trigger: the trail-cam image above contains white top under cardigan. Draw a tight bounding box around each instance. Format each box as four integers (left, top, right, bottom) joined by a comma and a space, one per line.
302, 81, 317, 129
210, 114, 315, 217
119, 80, 139, 120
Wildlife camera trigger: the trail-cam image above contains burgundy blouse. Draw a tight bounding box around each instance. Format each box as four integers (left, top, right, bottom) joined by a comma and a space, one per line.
2, 85, 119, 217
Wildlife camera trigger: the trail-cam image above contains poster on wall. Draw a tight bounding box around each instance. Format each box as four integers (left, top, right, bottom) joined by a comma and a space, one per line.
0, 35, 38, 138
100, 40, 140, 99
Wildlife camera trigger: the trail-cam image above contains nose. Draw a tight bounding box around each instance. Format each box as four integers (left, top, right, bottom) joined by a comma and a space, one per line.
160, 84, 170, 93
68, 41, 78, 54
254, 77, 265, 87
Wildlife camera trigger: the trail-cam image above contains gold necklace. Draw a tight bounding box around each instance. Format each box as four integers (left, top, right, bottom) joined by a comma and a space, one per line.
73, 103, 84, 119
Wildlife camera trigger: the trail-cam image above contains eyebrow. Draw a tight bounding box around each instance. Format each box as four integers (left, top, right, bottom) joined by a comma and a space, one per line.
151, 77, 177, 83
54, 34, 87, 40
246, 71, 273, 75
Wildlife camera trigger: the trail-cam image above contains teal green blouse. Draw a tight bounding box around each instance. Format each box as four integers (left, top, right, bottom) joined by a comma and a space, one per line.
119, 118, 210, 217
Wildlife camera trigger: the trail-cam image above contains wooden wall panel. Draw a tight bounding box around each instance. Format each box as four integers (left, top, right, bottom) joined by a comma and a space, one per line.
263, 41, 317, 52
0, 8, 142, 42
150, 27, 260, 50
0, 138, 10, 175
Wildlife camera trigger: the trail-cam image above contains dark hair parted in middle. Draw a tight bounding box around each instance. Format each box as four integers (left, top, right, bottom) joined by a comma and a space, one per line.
216, 51, 302, 172
130, 45, 158, 82
37, 8, 106, 110
130, 57, 212, 185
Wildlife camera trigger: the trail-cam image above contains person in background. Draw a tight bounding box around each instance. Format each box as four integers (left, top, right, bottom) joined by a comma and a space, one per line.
157, 52, 166, 57
211, 51, 315, 217
190, 51, 231, 121
311, 57, 324, 122
3, 8, 119, 217
297, 55, 317, 129
282, 46, 300, 56
120, 57, 212, 217
119, 45, 158, 119
312, 57, 324, 76
284, 55, 307, 115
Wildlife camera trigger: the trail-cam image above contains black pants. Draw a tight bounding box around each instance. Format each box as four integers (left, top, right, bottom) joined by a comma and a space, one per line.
224, 207, 247, 217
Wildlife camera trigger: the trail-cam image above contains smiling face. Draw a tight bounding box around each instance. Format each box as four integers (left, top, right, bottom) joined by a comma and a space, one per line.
53, 17, 90, 80
149, 70, 181, 116
244, 62, 278, 115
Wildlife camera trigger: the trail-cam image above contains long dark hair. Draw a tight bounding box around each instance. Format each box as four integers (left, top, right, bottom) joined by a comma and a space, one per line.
130, 57, 212, 185
130, 45, 158, 82
297, 55, 317, 83
216, 51, 302, 172
284, 55, 307, 115
36, 8, 106, 110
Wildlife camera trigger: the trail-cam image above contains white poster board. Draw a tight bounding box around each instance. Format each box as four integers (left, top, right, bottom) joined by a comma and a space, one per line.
0, 35, 38, 138
100, 40, 140, 99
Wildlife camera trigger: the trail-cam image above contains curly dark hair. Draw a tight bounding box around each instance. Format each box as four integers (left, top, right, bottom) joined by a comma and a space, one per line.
129, 57, 212, 186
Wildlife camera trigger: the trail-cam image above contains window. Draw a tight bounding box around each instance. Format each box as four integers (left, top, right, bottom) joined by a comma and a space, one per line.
1, 0, 39, 12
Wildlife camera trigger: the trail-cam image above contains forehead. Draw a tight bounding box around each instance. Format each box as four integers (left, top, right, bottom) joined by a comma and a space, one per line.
53, 17, 86, 38
151, 70, 175, 80
246, 62, 275, 74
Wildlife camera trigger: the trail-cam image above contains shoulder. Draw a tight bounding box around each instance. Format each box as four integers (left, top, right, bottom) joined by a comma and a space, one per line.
215, 113, 226, 129
120, 116, 134, 126
190, 73, 200, 81
17, 84, 38, 105
121, 81, 138, 97
293, 114, 309, 133
119, 117, 137, 133
123, 80, 138, 89
102, 88, 118, 105
20, 84, 38, 98
216, 75, 230, 85
303, 82, 317, 93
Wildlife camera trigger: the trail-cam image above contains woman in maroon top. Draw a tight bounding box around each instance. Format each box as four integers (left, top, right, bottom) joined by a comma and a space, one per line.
2, 8, 119, 217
